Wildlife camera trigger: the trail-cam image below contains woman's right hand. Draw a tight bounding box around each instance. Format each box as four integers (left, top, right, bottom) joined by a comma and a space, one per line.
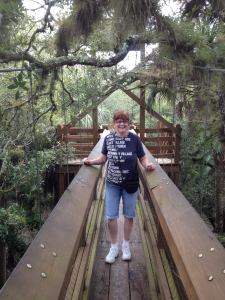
83, 157, 91, 165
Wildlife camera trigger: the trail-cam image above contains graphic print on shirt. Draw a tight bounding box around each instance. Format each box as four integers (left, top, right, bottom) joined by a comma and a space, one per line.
101, 132, 145, 185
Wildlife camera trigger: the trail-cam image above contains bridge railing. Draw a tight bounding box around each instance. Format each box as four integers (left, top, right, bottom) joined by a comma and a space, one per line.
56, 123, 181, 164
137, 144, 225, 300
0, 137, 106, 300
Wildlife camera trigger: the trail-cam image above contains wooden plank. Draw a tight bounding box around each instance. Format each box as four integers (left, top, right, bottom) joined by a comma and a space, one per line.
71, 199, 102, 299
109, 262, 129, 300
138, 190, 172, 300
134, 128, 172, 134
64, 135, 94, 142
129, 242, 153, 300
136, 202, 158, 300
88, 208, 110, 300
68, 128, 103, 134
144, 136, 174, 142
74, 153, 92, 159
70, 144, 94, 151
89, 242, 111, 300
82, 186, 106, 300
147, 145, 174, 151
69, 127, 94, 134
152, 153, 174, 159
0, 138, 105, 300
57, 127, 104, 138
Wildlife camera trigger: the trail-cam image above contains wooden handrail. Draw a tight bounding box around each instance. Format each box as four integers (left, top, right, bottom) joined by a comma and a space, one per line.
0, 138, 106, 300
138, 145, 225, 299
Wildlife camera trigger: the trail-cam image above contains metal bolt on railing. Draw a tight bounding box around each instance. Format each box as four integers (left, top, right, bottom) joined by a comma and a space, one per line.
208, 276, 213, 281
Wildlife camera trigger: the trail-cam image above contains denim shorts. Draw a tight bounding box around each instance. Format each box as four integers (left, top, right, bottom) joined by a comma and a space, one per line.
105, 180, 139, 219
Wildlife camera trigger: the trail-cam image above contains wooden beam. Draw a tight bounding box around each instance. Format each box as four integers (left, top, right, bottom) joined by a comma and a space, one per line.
63, 136, 94, 142
120, 89, 181, 137
174, 124, 181, 163
144, 137, 174, 142
92, 107, 98, 147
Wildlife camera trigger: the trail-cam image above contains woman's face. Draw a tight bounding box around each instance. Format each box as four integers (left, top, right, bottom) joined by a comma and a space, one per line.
114, 118, 129, 136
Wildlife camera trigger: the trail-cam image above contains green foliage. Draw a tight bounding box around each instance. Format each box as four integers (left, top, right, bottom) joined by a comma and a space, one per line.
215, 233, 225, 247
0, 204, 26, 242
0, 204, 29, 267
0, 138, 76, 233
179, 125, 215, 217
8, 146, 25, 165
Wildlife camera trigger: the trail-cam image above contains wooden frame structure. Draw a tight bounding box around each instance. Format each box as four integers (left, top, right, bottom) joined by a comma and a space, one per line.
55, 87, 181, 199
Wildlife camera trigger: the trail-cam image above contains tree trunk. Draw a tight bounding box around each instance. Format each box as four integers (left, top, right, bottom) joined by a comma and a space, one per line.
0, 240, 6, 289
214, 153, 224, 234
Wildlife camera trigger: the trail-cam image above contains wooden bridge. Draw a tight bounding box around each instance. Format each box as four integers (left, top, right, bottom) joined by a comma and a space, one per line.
1, 133, 225, 300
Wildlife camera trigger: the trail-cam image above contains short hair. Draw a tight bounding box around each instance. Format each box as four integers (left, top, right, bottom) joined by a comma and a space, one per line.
113, 110, 130, 122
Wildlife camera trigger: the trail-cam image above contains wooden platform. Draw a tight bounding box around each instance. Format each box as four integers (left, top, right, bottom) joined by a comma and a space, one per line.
89, 202, 152, 300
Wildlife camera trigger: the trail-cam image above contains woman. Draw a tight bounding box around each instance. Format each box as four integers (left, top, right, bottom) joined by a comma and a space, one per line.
83, 110, 155, 264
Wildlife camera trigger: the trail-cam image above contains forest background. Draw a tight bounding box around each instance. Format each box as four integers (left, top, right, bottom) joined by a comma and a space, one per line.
0, 0, 225, 287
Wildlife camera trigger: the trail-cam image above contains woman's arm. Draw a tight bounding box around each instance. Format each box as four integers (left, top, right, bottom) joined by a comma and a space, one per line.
139, 155, 155, 171
83, 154, 107, 165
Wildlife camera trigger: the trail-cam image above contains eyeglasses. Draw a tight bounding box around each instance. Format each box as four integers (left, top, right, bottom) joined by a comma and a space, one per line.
114, 120, 129, 124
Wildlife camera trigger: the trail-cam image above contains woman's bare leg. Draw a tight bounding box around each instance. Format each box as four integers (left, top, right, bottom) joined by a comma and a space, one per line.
108, 219, 118, 243
124, 217, 133, 241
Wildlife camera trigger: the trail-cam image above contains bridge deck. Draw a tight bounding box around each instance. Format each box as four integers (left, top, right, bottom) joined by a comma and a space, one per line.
89, 202, 152, 300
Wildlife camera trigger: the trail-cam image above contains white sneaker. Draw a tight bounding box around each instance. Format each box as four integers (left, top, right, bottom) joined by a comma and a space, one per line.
122, 244, 131, 260
105, 247, 119, 264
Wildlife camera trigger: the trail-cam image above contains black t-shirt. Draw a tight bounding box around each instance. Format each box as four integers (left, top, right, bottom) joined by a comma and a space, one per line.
101, 132, 145, 185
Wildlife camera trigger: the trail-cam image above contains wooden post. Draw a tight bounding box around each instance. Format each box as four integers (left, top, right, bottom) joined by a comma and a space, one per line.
174, 124, 181, 164
59, 173, 65, 199
174, 170, 180, 188
57, 125, 64, 143
93, 107, 98, 146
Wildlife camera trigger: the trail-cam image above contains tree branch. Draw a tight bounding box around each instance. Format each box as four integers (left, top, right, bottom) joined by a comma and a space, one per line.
1, 36, 140, 73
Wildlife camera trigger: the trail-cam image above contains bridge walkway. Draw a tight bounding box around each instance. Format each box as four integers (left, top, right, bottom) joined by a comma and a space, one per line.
89, 202, 152, 300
